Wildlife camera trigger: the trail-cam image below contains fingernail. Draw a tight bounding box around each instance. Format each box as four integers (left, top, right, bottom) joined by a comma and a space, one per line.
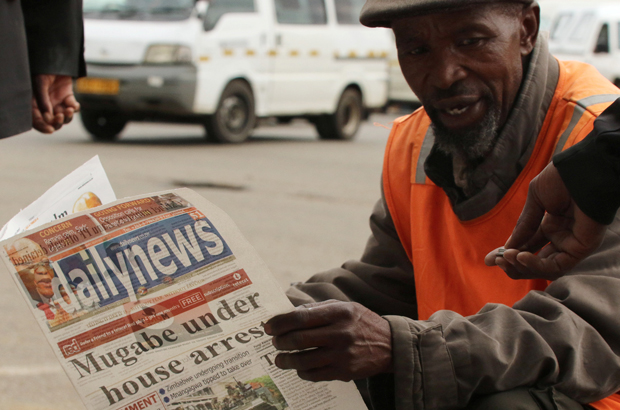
263, 322, 272, 335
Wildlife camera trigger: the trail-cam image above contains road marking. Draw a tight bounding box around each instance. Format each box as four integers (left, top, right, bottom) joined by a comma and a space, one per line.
0, 365, 63, 376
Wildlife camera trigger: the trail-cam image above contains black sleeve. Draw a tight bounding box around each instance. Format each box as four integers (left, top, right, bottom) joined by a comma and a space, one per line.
20, 0, 86, 78
553, 98, 620, 225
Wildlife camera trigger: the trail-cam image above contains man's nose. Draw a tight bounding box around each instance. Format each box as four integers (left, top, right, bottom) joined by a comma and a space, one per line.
430, 51, 467, 90
34, 266, 48, 275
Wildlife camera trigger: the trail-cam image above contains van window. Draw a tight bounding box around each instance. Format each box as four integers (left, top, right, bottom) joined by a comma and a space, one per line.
275, 0, 327, 25
335, 0, 365, 25
550, 12, 574, 41
83, 0, 195, 21
203, 0, 256, 30
594, 23, 610, 53
569, 12, 595, 43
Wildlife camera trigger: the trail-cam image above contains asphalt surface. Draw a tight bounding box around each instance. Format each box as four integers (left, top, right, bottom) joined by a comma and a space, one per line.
0, 112, 403, 409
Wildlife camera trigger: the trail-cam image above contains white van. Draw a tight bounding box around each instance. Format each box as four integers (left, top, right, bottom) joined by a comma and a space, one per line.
548, 2, 620, 88
76, 0, 393, 143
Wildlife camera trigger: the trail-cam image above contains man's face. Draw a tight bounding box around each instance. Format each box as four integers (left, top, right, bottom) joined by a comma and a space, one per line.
392, 4, 538, 159
9, 239, 56, 299
32, 259, 55, 299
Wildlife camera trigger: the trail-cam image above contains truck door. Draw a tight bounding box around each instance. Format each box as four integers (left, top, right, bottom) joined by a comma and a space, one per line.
266, 0, 336, 114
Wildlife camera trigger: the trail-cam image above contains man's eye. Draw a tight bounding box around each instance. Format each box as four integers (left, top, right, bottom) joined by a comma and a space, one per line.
409, 46, 428, 56
460, 38, 483, 46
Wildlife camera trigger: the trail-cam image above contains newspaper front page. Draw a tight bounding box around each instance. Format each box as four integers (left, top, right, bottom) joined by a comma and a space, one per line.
1, 188, 368, 410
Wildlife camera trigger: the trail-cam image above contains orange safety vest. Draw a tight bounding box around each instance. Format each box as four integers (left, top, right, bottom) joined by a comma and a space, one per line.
382, 60, 620, 410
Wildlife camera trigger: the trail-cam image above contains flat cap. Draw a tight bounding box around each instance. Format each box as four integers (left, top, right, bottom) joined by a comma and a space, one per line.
360, 0, 534, 27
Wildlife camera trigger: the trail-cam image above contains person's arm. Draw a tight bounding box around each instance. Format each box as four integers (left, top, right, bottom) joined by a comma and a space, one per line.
284, 192, 416, 409
21, 0, 86, 133
269, 270, 620, 410
485, 98, 620, 279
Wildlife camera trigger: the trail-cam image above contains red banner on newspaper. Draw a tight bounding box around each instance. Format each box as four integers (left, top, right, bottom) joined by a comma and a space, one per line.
58, 269, 251, 358
90, 197, 164, 231
3, 215, 102, 267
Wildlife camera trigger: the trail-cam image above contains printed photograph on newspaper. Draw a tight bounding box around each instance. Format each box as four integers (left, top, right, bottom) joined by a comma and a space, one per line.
0, 188, 368, 410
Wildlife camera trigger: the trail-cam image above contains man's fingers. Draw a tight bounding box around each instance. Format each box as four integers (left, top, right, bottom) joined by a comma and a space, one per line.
31, 105, 55, 133
272, 326, 335, 351
265, 300, 340, 336
275, 348, 334, 372
276, 350, 351, 382
505, 198, 546, 250
62, 94, 80, 112
484, 247, 503, 266
63, 107, 75, 124
32, 75, 54, 122
514, 251, 575, 281
53, 113, 64, 129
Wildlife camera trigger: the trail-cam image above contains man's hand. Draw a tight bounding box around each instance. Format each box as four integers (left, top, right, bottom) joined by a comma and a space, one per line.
485, 162, 606, 280
31, 74, 80, 133
264, 300, 392, 382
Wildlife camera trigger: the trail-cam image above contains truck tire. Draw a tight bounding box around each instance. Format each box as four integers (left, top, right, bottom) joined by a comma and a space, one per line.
205, 80, 256, 143
314, 88, 363, 140
80, 110, 127, 142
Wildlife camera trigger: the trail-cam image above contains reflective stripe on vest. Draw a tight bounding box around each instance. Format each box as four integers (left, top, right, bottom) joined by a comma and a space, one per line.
414, 126, 435, 184
553, 94, 620, 156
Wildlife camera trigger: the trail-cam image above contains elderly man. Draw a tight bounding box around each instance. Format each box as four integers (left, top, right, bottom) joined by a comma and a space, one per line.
265, 1, 620, 409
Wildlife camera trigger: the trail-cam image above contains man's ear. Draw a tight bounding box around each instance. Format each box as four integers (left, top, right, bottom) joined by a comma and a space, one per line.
520, 4, 540, 56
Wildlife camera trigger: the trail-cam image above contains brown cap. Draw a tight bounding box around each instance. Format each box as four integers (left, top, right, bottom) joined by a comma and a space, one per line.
360, 0, 534, 27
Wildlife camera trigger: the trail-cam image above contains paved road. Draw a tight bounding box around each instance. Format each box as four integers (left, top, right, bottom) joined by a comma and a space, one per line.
0, 112, 402, 409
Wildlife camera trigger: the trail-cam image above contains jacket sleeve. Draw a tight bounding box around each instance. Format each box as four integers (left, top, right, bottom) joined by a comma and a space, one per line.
286, 192, 418, 319
554, 98, 620, 224
20, 0, 86, 77
375, 215, 620, 410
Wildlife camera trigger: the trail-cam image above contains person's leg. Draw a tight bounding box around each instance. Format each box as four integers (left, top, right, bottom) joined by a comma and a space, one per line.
466, 387, 588, 410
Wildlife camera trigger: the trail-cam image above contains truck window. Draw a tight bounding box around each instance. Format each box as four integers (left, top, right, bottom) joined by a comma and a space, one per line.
335, 0, 365, 25
594, 23, 610, 53
274, 0, 327, 25
203, 0, 256, 30
83, 0, 195, 21
550, 12, 574, 41
569, 12, 595, 43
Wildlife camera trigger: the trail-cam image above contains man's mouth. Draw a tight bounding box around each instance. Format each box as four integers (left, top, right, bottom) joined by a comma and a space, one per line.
445, 106, 469, 116
433, 98, 485, 130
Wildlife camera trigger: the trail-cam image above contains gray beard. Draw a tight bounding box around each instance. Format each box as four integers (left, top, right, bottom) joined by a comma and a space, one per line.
429, 103, 501, 161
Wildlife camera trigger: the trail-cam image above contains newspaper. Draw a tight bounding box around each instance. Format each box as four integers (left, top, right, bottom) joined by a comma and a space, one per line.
0, 156, 117, 241
0, 186, 369, 410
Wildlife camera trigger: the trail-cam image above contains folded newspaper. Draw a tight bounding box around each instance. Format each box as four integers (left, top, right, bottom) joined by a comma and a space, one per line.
0, 157, 368, 410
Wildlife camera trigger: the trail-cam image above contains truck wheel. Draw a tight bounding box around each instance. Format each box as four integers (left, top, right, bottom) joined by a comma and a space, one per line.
80, 110, 127, 142
205, 80, 255, 143
314, 88, 363, 140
